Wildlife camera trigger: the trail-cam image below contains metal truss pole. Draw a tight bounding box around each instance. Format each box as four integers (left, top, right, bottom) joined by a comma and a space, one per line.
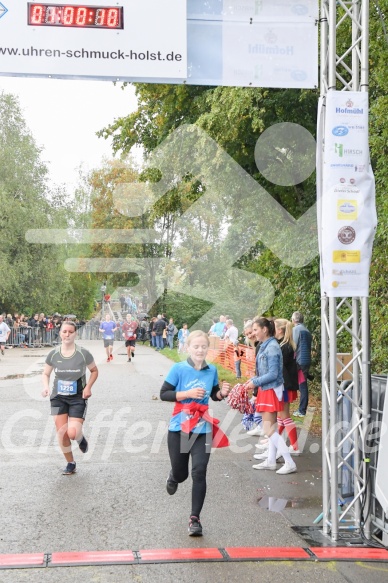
319, 0, 371, 541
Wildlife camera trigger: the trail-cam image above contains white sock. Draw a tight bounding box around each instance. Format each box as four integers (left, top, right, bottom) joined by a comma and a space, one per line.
269, 432, 294, 465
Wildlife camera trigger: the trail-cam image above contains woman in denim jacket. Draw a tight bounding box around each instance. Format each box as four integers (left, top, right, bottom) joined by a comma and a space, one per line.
246, 317, 297, 475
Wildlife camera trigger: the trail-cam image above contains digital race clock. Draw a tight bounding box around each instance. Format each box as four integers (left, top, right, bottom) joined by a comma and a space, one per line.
27, 3, 124, 29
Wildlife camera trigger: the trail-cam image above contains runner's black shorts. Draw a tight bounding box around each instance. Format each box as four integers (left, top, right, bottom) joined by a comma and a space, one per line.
103, 339, 114, 347
125, 339, 136, 347
50, 394, 88, 419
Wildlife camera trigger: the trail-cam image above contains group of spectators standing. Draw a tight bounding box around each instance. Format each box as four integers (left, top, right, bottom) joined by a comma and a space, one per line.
0, 312, 79, 349
158, 310, 313, 536
206, 312, 312, 418
148, 315, 180, 351
238, 312, 312, 477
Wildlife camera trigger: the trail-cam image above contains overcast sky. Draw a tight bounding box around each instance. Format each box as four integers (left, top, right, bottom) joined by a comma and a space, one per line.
0, 76, 137, 188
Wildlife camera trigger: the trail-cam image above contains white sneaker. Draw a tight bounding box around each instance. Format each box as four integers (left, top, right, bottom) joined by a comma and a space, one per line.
254, 450, 283, 461
255, 443, 269, 452
252, 459, 277, 470
246, 426, 264, 436
276, 461, 297, 475
288, 446, 301, 456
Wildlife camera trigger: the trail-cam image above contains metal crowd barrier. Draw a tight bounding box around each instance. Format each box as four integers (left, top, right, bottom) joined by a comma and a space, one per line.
6, 320, 150, 347
6, 323, 105, 347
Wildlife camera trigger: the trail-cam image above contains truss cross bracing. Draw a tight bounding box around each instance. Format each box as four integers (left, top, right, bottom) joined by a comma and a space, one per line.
319, 0, 372, 541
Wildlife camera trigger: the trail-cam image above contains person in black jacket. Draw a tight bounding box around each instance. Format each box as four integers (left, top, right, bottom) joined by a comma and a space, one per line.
291, 311, 312, 417
153, 314, 166, 351
275, 318, 300, 455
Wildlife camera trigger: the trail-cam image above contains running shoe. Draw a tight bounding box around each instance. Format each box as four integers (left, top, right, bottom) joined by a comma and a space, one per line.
246, 426, 264, 436
188, 516, 203, 536
166, 471, 178, 495
252, 459, 277, 470
78, 436, 89, 454
110, 354, 113, 360
254, 451, 283, 461
293, 411, 305, 418
276, 461, 297, 475
131, 351, 135, 358
1, 349, 4, 356
253, 452, 269, 460
107, 358, 110, 362
128, 358, 132, 362
255, 443, 269, 452
289, 446, 301, 455
62, 462, 77, 475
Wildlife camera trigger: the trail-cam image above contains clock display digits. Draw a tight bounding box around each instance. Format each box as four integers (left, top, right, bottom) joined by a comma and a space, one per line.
28, 4, 123, 29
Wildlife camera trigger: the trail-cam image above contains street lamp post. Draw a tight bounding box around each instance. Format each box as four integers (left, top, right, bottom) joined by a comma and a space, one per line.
100, 284, 106, 318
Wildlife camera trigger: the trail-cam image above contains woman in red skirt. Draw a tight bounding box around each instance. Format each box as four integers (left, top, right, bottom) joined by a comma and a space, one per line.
274, 318, 300, 455
246, 317, 297, 475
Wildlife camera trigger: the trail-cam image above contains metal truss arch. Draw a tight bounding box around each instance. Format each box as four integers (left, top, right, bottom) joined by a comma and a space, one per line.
319, 0, 373, 541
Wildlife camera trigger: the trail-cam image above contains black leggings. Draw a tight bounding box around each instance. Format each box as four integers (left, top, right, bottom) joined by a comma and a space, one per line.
167, 430, 211, 518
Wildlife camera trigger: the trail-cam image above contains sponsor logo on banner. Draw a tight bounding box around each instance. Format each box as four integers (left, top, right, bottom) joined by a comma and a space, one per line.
292, 4, 309, 16
332, 126, 349, 137
334, 143, 363, 157
347, 124, 365, 132
332, 268, 362, 276
334, 188, 360, 196
291, 70, 307, 81
248, 43, 294, 56
338, 226, 356, 245
335, 99, 364, 115
339, 177, 357, 184
333, 250, 361, 263
354, 164, 366, 172
330, 163, 354, 168
338, 200, 358, 220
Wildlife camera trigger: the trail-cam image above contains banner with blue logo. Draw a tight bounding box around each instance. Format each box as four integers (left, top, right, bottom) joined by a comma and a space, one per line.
318, 91, 377, 297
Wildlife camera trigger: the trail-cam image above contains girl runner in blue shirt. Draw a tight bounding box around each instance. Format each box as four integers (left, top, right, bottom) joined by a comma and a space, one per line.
160, 330, 231, 536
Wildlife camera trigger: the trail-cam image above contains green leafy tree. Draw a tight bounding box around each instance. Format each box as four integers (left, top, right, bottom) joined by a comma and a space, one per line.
0, 92, 72, 314
96, 5, 388, 374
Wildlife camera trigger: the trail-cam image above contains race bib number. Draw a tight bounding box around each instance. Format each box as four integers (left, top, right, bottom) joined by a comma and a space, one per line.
57, 380, 77, 396
105, 335, 113, 340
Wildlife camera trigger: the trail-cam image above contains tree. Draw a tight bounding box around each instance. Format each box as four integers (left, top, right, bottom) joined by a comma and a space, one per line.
0, 92, 75, 314
96, 5, 388, 374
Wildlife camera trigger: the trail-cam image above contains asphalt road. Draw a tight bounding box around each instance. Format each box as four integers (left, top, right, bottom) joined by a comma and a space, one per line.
0, 341, 387, 582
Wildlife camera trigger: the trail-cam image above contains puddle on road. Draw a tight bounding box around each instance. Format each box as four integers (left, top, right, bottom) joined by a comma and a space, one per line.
258, 495, 322, 512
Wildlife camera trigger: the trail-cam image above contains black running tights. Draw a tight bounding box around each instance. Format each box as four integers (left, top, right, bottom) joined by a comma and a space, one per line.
167, 430, 211, 518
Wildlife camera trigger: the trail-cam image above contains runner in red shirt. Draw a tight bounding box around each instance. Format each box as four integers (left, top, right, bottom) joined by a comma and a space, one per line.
122, 314, 138, 362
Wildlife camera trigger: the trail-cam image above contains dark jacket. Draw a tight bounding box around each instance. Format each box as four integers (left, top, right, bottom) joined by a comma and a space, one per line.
153, 319, 166, 335
278, 340, 299, 391
293, 324, 312, 369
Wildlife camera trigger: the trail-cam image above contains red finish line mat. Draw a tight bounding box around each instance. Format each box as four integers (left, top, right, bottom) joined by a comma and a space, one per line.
1, 546, 388, 569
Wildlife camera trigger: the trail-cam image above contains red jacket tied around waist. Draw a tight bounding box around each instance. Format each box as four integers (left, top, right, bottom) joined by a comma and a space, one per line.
172, 402, 229, 448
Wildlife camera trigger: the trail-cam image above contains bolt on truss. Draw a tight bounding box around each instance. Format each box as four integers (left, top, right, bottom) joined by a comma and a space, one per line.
319, 1, 372, 541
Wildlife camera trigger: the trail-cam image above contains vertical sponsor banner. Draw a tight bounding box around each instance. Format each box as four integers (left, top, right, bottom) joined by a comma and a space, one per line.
320, 91, 377, 297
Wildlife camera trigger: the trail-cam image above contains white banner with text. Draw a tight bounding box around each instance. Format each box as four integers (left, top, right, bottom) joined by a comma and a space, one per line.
319, 91, 377, 297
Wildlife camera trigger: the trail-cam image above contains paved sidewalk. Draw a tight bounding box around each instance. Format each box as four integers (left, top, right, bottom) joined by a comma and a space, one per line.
0, 342, 387, 582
